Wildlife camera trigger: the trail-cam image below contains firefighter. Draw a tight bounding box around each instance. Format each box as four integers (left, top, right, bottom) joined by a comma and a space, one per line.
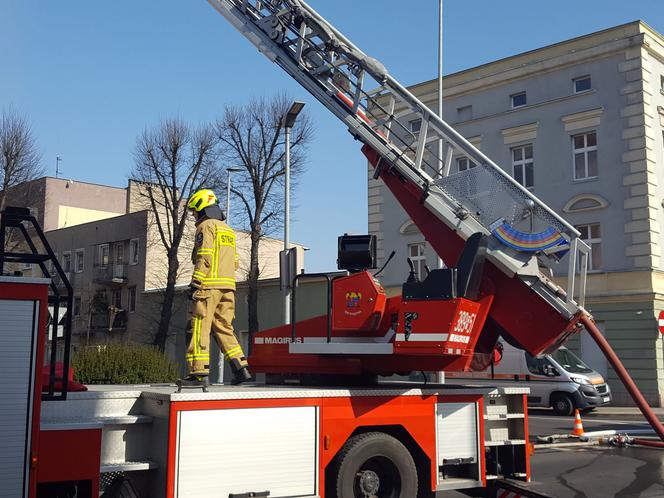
177, 189, 252, 389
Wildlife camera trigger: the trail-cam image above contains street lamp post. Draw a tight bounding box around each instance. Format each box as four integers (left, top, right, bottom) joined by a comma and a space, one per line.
282, 101, 305, 325
217, 166, 242, 384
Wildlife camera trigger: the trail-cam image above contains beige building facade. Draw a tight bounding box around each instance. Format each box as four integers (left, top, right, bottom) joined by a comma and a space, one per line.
1, 176, 127, 231
44, 181, 305, 359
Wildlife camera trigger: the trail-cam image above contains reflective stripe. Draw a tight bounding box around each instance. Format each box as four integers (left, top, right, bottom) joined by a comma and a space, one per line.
192, 316, 202, 356
194, 317, 200, 354
224, 346, 243, 359
213, 230, 219, 278
191, 317, 196, 356
196, 277, 235, 284
186, 353, 209, 360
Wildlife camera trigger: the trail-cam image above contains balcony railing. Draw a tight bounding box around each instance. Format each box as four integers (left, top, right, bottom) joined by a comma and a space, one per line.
93, 263, 128, 284
89, 310, 128, 331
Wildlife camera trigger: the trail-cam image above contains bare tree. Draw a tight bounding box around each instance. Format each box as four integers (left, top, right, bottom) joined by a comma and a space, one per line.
216, 94, 313, 335
0, 107, 42, 210
0, 108, 43, 254
131, 118, 220, 351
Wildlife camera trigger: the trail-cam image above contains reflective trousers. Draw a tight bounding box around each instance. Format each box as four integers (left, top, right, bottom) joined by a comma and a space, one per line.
185, 288, 248, 376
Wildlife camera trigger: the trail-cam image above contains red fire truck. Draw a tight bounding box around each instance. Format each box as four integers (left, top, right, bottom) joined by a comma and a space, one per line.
1, 207, 538, 498
2, 1, 655, 497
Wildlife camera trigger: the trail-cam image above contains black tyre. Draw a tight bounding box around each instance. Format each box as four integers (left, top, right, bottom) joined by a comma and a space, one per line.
333, 432, 418, 498
551, 393, 574, 416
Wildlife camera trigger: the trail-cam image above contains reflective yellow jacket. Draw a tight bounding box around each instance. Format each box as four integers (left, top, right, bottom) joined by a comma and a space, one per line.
191, 218, 238, 290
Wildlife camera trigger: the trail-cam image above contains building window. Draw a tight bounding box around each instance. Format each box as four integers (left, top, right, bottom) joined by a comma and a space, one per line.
456, 157, 476, 172
62, 252, 71, 273
409, 118, 422, 134
408, 242, 426, 281
99, 244, 109, 267
575, 223, 602, 271
75, 249, 85, 273
563, 194, 608, 213
73, 296, 82, 317
129, 239, 139, 266
572, 131, 598, 180
128, 287, 137, 313
511, 144, 534, 189
573, 75, 592, 93
457, 105, 472, 122
511, 92, 527, 108
116, 243, 125, 264
112, 289, 122, 309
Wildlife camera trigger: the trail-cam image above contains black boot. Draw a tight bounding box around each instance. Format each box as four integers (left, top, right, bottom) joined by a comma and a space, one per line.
176, 375, 209, 392
231, 366, 253, 385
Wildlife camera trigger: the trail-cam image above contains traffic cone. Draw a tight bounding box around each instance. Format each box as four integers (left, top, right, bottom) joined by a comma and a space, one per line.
571, 409, 585, 436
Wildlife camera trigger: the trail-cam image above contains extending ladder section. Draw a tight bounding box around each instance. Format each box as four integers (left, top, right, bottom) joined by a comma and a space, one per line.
207, 0, 589, 320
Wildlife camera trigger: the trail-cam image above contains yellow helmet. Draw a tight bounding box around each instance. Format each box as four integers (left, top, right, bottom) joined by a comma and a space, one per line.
187, 189, 218, 212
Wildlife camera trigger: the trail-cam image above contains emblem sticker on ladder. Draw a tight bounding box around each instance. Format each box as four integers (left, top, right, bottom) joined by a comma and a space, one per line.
345, 291, 362, 309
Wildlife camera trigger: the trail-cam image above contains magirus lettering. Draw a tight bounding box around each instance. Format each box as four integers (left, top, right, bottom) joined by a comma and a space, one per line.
264, 337, 302, 344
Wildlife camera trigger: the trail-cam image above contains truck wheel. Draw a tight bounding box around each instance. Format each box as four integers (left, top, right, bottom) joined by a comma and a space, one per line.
333, 432, 418, 498
551, 393, 574, 416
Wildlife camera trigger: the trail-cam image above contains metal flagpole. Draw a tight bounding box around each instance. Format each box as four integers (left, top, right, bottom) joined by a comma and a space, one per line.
436, 0, 444, 273
435, 0, 445, 385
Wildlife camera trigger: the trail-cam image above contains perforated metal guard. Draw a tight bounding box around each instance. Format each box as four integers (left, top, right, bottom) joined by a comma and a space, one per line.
434, 167, 568, 235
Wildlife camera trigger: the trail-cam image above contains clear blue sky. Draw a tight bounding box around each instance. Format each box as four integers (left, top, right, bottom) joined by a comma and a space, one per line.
2, 1, 662, 271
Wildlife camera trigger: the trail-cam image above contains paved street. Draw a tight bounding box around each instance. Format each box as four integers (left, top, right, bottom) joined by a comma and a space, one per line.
527, 408, 656, 438
529, 445, 664, 497
444, 407, 664, 497
523, 408, 664, 497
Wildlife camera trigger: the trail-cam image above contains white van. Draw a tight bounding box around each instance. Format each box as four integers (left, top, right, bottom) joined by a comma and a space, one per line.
446, 341, 612, 416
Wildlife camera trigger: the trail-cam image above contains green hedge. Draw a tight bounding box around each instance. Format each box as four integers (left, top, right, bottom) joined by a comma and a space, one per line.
73, 343, 180, 384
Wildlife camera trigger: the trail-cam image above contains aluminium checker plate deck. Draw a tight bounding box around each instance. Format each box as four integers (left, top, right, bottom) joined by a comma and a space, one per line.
42, 382, 528, 407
